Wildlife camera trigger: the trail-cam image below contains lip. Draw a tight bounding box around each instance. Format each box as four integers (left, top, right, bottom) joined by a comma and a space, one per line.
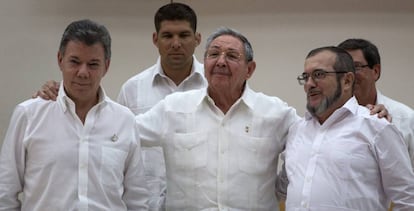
73, 82, 90, 87
211, 68, 231, 76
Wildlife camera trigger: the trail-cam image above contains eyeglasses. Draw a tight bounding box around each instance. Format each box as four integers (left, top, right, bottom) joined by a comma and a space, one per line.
206, 50, 243, 62
297, 69, 348, 85
354, 63, 370, 71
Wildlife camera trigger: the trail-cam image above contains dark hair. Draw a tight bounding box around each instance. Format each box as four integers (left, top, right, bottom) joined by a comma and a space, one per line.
204, 27, 254, 62
154, 3, 197, 33
337, 38, 380, 68
59, 19, 111, 60
306, 46, 355, 75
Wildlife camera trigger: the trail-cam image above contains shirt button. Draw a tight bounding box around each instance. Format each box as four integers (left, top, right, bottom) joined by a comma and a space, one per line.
301, 201, 307, 207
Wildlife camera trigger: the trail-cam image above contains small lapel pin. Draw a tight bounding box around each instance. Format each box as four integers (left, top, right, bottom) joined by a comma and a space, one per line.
111, 134, 118, 142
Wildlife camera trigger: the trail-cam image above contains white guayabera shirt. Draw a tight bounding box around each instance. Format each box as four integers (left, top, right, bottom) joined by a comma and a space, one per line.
136, 85, 299, 211
0, 84, 149, 211
285, 97, 414, 211
117, 56, 206, 211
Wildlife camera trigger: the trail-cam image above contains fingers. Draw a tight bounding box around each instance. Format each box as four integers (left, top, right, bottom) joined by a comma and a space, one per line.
368, 103, 392, 123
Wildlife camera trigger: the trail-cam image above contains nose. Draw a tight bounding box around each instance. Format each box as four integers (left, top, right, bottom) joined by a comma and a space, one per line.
77, 64, 89, 78
216, 53, 227, 67
171, 37, 181, 49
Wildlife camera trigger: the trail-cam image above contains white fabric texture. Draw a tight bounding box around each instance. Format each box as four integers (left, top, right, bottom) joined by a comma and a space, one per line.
376, 90, 414, 170
117, 56, 206, 211
0, 83, 149, 211
136, 86, 299, 210
285, 97, 414, 211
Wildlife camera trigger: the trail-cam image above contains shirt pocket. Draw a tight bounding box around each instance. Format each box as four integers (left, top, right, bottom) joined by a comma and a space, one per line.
237, 135, 277, 175
327, 143, 370, 180
171, 132, 208, 170
100, 146, 128, 187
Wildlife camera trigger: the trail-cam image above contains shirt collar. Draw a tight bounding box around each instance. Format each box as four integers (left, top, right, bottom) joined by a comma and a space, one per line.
151, 55, 204, 85
304, 96, 358, 121
201, 83, 256, 110
57, 81, 107, 112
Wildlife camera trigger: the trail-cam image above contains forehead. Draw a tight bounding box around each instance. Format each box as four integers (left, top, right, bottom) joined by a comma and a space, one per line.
209, 35, 243, 51
304, 50, 336, 71
346, 49, 365, 63
158, 20, 194, 33
63, 40, 105, 60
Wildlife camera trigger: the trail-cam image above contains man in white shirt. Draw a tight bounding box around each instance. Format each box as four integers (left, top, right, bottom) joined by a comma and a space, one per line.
284, 46, 414, 210
137, 27, 299, 210
338, 38, 414, 169
117, 3, 206, 210
32, 4, 206, 210
0, 19, 149, 210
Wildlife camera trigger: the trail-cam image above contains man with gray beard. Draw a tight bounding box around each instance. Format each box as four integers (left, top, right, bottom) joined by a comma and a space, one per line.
282, 46, 414, 210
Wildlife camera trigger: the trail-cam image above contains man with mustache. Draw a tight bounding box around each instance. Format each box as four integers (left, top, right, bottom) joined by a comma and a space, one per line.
283, 46, 414, 210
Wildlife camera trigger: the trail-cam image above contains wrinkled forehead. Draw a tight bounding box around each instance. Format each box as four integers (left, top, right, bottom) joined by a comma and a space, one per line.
209, 35, 243, 52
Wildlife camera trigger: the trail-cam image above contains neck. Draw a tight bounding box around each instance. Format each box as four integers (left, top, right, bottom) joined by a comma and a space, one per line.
208, 86, 243, 114
161, 60, 193, 86
74, 95, 99, 124
355, 86, 377, 106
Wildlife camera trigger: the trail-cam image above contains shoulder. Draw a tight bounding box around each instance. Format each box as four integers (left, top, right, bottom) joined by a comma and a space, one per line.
379, 94, 413, 118
104, 98, 136, 120
162, 88, 205, 111
121, 64, 157, 88
246, 89, 298, 117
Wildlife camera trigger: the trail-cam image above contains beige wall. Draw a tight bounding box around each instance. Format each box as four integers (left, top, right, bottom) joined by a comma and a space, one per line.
1, 0, 413, 147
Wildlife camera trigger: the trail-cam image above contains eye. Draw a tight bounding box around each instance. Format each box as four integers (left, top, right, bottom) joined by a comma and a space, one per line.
179, 33, 191, 38
313, 70, 326, 79
207, 51, 220, 58
227, 52, 240, 61
161, 33, 173, 39
70, 59, 80, 65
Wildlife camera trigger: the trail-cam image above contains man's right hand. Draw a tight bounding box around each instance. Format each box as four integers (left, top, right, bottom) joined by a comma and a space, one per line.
32, 80, 60, 101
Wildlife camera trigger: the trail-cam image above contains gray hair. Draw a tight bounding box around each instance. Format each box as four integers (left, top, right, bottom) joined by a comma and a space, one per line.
204, 27, 253, 62
59, 19, 111, 60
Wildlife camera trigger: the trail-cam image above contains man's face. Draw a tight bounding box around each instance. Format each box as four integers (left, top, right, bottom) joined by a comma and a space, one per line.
58, 40, 109, 103
153, 20, 201, 71
346, 49, 379, 104
304, 51, 343, 117
204, 35, 255, 95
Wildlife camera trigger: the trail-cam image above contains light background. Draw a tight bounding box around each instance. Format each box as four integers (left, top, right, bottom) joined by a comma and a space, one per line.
1, 0, 413, 147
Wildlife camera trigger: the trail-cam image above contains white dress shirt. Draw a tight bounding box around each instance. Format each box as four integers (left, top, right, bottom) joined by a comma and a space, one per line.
0, 83, 149, 211
376, 90, 414, 169
117, 56, 206, 210
285, 97, 414, 211
136, 85, 299, 210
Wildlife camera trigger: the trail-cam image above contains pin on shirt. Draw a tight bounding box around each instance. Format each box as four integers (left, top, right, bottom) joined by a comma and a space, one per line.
111, 134, 118, 142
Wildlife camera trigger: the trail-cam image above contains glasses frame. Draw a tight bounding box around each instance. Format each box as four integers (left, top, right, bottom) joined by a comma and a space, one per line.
205, 50, 243, 63
354, 64, 370, 71
297, 69, 348, 85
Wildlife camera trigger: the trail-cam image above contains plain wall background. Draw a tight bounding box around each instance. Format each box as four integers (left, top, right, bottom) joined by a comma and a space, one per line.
1, 0, 413, 148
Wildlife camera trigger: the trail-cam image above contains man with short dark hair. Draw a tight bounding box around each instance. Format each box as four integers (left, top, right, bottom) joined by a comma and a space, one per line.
338, 38, 414, 169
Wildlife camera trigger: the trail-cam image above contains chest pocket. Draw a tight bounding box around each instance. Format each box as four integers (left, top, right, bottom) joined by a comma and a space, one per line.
171, 132, 208, 170
236, 135, 278, 175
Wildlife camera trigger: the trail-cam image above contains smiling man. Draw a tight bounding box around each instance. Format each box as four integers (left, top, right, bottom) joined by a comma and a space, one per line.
284, 46, 414, 210
136, 27, 299, 210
